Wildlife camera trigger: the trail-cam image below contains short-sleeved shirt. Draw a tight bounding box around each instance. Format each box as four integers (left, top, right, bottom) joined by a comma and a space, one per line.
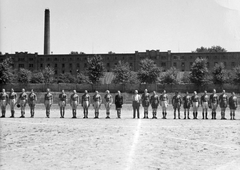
9, 92, 17, 100
45, 93, 53, 101
59, 93, 67, 101
201, 94, 209, 103
28, 93, 37, 101
191, 95, 200, 103
20, 92, 28, 100
104, 94, 112, 102
82, 94, 90, 101
93, 94, 101, 102
71, 94, 79, 101
229, 96, 238, 109
0, 92, 8, 100
160, 94, 168, 101
210, 94, 218, 104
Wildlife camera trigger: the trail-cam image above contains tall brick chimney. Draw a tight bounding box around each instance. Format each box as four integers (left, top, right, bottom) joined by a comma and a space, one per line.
44, 9, 50, 55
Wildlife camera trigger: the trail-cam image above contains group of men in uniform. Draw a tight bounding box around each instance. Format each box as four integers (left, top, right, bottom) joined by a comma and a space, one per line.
132, 89, 238, 120
0, 88, 238, 120
0, 88, 124, 119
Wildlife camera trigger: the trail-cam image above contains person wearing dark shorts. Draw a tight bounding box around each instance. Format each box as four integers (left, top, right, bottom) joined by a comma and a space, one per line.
115, 91, 123, 118
150, 91, 159, 119
183, 92, 191, 119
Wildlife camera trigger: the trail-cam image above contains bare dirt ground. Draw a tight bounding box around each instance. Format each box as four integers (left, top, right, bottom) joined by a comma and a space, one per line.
0, 104, 240, 170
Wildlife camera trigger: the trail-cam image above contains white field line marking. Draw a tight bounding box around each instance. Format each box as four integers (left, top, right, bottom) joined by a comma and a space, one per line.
0, 120, 238, 129
125, 119, 142, 170
163, 136, 240, 150
1, 134, 111, 154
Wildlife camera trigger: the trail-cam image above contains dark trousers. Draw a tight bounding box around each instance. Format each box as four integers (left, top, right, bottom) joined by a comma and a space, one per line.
133, 101, 140, 118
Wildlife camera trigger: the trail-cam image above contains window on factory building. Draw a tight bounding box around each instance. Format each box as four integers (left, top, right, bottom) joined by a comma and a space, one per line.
207, 62, 210, 68
40, 64, 43, 68
54, 58, 58, 61
55, 64, 57, 67
206, 56, 209, 60
69, 63, 72, 68
40, 58, 44, 61
173, 56, 177, 60
62, 70, 65, 74
70, 58, 72, 61
55, 70, 57, 75
29, 58, 34, 61
231, 62, 235, 67
161, 62, 166, 67
19, 64, 24, 68
47, 58, 50, 61
173, 62, 177, 67
19, 58, 25, 61
224, 62, 227, 67
62, 58, 65, 61
107, 63, 110, 67
190, 56, 193, 59
62, 64, 65, 68
181, 56, 184, 60
47, 64, 50, 67
77, 63, 80, 68
130, 63, 133, 67
70, 70, 72, 74
84, 63, 87, 68
29, 64, 33, 68
130, 57, 133, 60
181, 62, 185, 67
115, 63, 117, 66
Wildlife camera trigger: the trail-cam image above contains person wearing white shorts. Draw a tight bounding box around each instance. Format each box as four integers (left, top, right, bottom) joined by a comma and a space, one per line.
82, 90, 90, 119
160, 90, 168, 119
9, 88, 17, 118
201, 91, 209, 119
59, 90, 67, 118
209, 89, 218, 119
0, 89, 8, 118
28, 89, 37, 118
104, 90, 113, 119
70, 90, 79, 118
92, 91, 102, 119
44, 88, 53, 118
191, 91, 200, 119
18, 88, 28, 118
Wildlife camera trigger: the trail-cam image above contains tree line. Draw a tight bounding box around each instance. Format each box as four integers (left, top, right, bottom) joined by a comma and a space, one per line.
1, 46, 240, 86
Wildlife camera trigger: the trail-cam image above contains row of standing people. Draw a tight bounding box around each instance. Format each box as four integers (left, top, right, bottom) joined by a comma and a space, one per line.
132, 89, 238, 120
0, 88, 238, 119
0, 88, 123, 119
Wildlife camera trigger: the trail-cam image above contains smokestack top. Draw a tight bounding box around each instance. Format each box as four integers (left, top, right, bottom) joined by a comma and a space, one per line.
44, 9, 50, 55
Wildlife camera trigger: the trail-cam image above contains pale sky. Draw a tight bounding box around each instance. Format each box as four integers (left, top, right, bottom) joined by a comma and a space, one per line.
0, 0, 240, 54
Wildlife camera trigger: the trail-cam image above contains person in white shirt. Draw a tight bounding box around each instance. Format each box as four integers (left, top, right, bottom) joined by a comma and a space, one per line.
132, 90, 141, 119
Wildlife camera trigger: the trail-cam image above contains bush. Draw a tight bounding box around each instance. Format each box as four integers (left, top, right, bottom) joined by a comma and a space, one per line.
17, 68, 32, 83
0, 57, 15, 84
57, 72, 77, 83
31, 71, 45, 83
159, 67, 179, 84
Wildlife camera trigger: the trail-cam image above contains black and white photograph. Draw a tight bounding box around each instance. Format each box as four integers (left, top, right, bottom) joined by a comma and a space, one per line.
0, 0, 240, 169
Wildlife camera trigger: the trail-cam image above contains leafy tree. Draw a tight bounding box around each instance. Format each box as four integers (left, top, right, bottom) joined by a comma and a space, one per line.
31, 70, 45, 83
159, 67, 179, 84
42, 66, 55, 84
181, 71, 191, 83
57, 72, 77, 83
17, 68, 32, 83
0, 57, 15, 84
137, 58, 162, 84
232, 65, 240, 85
212, 62, 228, 86
189, 58, 208, 86
113, 61, 133, 84
86, 55, 104, 84
193, 46, 227, 53
77, 72, 90, 84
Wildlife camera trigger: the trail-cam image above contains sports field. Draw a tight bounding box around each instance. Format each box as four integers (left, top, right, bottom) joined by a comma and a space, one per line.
0, 104, 240, 170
